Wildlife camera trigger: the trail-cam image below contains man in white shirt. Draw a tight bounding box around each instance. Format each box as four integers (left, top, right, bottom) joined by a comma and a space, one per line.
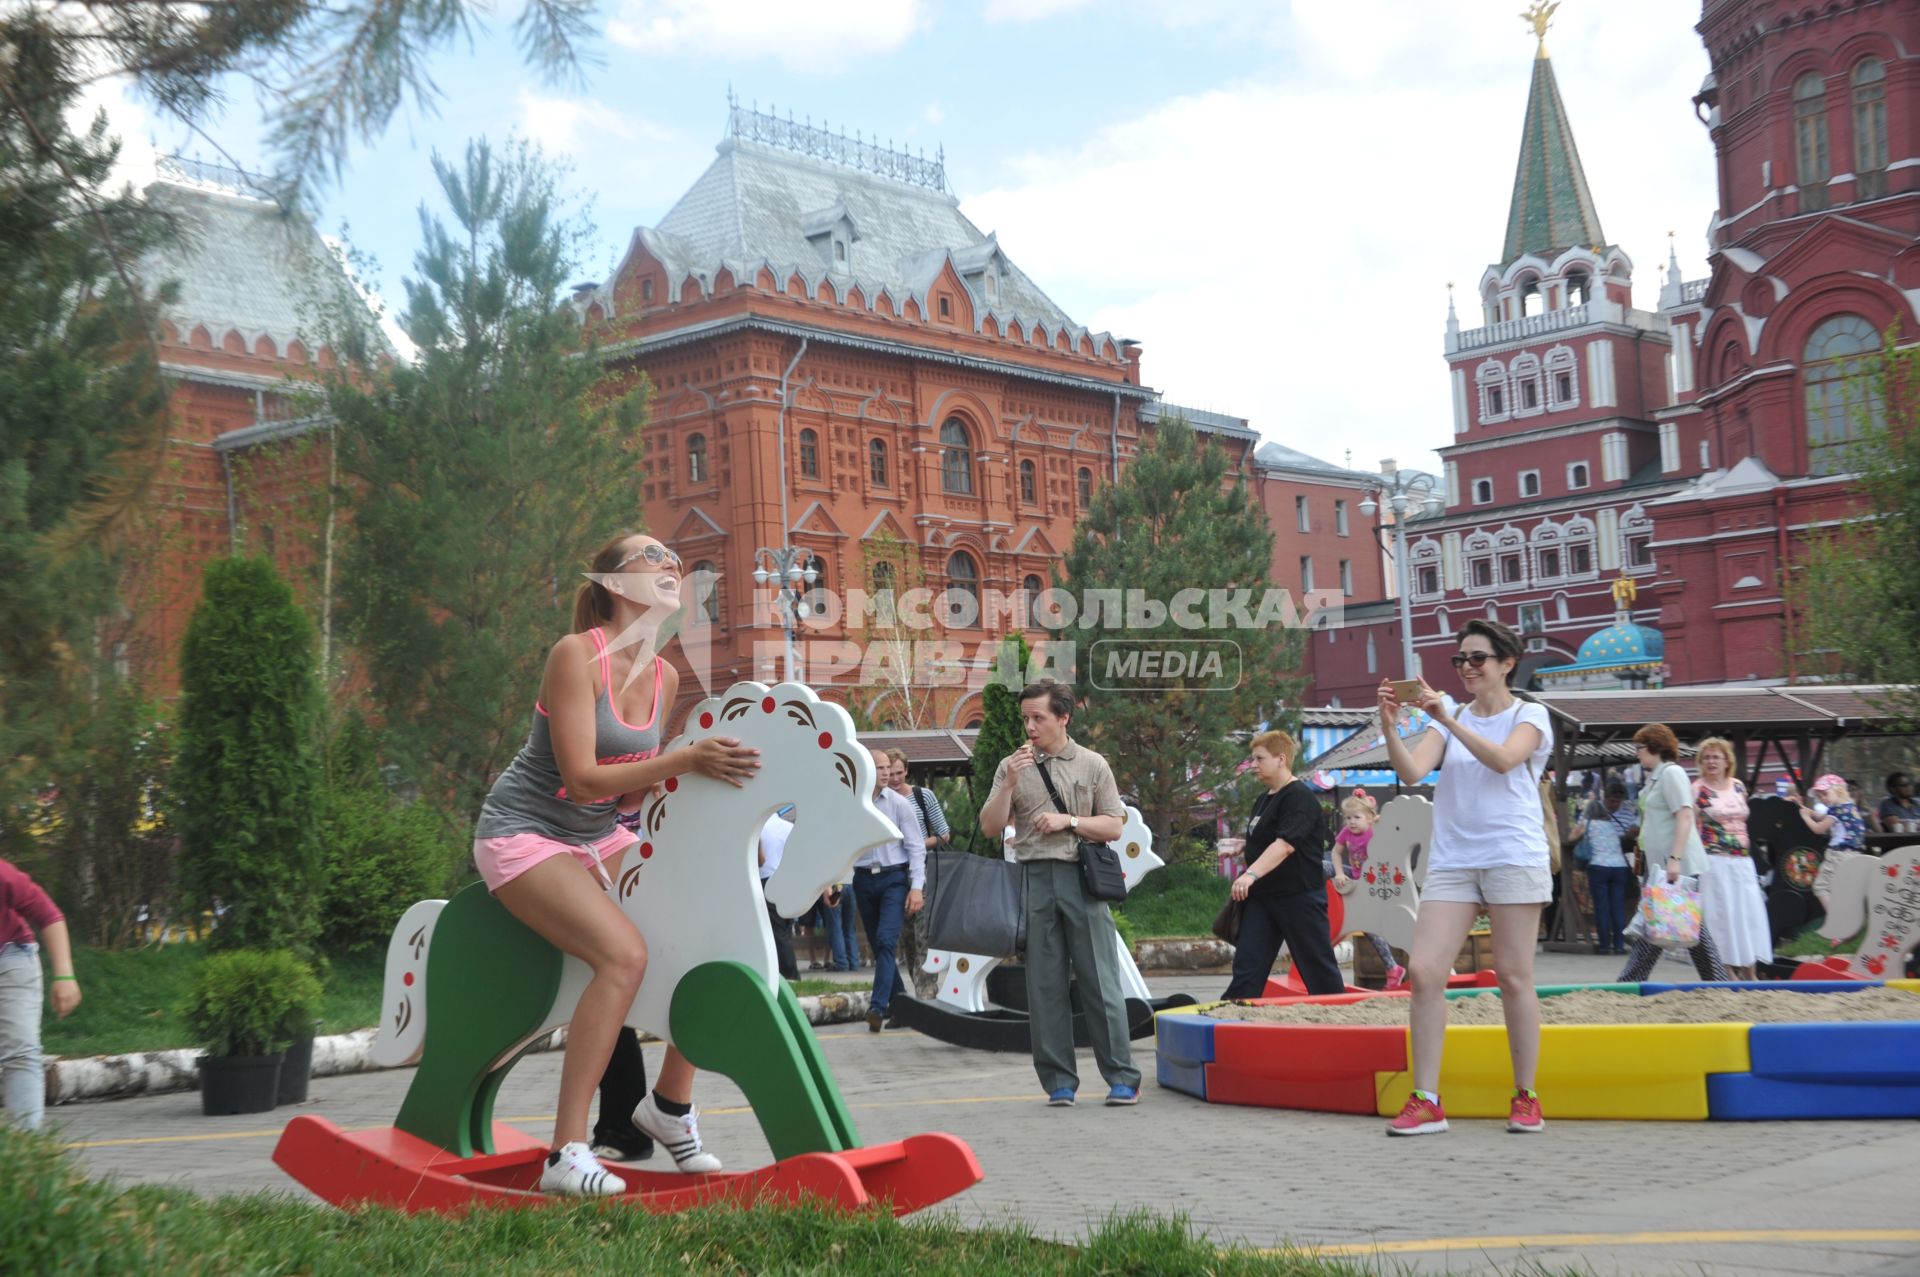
759, 806, 798, 981
853, 746, 926, 1031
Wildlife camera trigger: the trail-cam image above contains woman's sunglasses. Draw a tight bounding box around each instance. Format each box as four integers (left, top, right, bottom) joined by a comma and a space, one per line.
615, 544, 681, 571
1449, 650, 1498, 668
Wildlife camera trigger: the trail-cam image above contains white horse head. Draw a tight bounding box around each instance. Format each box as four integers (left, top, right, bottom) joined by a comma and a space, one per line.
574, 682, 897, 1046
1818, 847, 1920, 979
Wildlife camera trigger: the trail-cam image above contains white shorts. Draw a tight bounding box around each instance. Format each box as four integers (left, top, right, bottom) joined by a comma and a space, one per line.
1423, 864, 1554, 907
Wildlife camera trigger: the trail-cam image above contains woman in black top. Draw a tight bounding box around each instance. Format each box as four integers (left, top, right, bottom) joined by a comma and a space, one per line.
1222, 729, 1345, 999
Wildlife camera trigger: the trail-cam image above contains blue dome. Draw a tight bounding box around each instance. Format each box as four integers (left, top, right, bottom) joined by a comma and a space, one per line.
1574, 621, 1664, 666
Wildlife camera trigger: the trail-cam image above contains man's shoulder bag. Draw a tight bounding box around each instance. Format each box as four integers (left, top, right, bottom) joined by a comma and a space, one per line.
1036, 761, 1128, 903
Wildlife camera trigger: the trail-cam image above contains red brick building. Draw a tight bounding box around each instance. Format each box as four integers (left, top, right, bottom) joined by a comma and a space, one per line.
1308, 2, 1919, 706
577, 102, 1365, 727
126, 158, 361, 693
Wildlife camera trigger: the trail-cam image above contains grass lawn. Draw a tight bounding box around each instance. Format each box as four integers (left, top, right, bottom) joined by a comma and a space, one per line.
1776, 923, 1862, 958
44, 945, 868, 1058
0, 1125, 1519, 1277
1113, 863, 1224, 938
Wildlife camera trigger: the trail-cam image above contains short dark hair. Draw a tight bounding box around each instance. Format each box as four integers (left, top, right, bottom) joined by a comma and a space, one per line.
1455, 618, 1524, 685
1634, 723, 1680, 762
1604, 779, 1628, 797
1018, 679, 1075, 720
1888, 771, 1912, 790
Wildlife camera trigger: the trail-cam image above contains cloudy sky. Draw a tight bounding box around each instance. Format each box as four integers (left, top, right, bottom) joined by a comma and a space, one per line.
92, 0, 1716, 476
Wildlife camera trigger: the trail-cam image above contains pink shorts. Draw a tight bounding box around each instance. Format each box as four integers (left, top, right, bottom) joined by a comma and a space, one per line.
473, 826, 638, 892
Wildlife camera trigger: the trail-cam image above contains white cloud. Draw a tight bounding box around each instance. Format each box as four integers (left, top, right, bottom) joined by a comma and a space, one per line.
923, 100, 946, 126
518, 91, 674, 157
982, 0, 1096, 24
608, 0, 925, 69
964, 0, 1716, 477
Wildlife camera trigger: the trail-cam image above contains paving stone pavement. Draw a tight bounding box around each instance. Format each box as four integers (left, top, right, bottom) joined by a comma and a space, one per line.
44, 952, 1920, 1276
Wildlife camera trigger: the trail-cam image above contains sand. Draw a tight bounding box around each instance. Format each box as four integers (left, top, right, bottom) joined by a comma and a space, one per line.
1205, 986, 1920, 1026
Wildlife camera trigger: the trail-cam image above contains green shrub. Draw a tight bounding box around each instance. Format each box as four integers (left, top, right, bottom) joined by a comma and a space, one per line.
1120, 863, 1228, 937
175, 557, 323, 951
1109, 906, 1137, 952
316, 785, 462, 953
182, 949, 322, 1057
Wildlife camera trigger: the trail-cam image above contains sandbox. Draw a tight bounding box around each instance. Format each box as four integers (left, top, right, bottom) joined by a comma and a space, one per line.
1155, 979, 1920, 1121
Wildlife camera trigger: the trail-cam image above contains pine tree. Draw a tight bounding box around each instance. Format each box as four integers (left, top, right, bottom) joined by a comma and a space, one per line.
326, 138, 647, 826
175, 558, 323, 951
1055, 417, 1305, 844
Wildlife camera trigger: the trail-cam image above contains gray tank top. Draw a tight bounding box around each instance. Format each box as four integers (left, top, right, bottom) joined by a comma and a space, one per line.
474, 628, 665, 843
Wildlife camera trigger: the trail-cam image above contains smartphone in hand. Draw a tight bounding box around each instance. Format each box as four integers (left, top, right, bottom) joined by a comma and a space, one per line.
1389, 678, 1424, 705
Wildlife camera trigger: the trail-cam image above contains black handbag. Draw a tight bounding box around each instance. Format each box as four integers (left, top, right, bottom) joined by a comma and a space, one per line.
1035, 759, 1128, 903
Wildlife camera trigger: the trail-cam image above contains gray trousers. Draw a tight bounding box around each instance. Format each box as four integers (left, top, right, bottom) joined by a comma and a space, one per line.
0, 944, 45, 1131
1023, 859, 1140, 1094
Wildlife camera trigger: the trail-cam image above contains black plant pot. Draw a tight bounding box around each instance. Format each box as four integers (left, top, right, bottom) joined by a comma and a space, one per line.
277, 1032, 316, 1106
199, 1053, 284, 1116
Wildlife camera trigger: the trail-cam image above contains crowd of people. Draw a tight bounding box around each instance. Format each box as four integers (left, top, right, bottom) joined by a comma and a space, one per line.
4, 533, 1908, 1175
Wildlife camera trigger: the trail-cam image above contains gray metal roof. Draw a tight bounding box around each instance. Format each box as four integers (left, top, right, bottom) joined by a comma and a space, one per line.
642, 124, 1079, 334
1141, 401, 1259, 443
1253, 440, 1370, 478
142, 166, 366, 350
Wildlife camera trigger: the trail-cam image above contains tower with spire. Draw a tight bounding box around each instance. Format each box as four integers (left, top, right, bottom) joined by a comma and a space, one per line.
1378, 5, 1684, 692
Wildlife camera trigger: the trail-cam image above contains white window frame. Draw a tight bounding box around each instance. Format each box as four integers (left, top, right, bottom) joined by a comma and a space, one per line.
1476, 360, 1510, 425
1335, 500, 1349, 537
1509, 351, 1545, 418
1296, 495, 1310, 533
1410, 538, 1443, 599
1472, 478, 1494, 505
1518, 469, 1541, 498
1566, 460, 1590, 490
1339, 559, 1353, 593
1300, 555, 1315, 593
1545, 344, 1580, 411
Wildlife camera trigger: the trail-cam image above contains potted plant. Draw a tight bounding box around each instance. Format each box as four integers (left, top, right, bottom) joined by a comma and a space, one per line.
184, 949, 322, 1115
274, 952, 327, 1106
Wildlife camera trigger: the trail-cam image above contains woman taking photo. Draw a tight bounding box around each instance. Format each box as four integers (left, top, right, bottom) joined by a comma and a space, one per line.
1377, 619, 1553, 1137
471, 533, 760, 1196
1616, 724, 1727, 982
1692, 737, 1771, 980
1222, 730, 1344, 1000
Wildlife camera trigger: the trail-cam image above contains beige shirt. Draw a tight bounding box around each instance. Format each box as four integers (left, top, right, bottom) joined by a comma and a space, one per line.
989, 737, 1125, 863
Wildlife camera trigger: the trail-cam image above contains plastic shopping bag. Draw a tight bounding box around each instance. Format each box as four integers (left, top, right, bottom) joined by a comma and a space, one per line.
1636, 879, 1702, 949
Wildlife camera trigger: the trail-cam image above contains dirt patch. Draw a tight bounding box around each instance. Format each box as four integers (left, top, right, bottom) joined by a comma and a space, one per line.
1206, 986, 1920, 1026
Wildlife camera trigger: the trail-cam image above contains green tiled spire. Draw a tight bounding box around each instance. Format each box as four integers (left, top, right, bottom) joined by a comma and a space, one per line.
1500, 50, 1607, 267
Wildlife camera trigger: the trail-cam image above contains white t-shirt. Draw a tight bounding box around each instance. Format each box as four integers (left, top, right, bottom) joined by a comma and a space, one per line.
759, 812, 793, 882
1429, 696, 1554, 870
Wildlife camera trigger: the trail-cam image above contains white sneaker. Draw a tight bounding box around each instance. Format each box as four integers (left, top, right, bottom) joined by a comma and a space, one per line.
538, 1141, 627, 1197
632, 1094, 723, 1173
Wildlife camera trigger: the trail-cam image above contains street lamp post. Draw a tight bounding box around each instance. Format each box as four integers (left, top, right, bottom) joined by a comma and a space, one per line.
1360, 471, 1446, 680
752, 547, 818, 684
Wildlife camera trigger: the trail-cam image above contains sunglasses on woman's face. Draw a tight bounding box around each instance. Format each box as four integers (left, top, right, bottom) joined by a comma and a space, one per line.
616, 544, 682, 572
1450, 650, 1496, 668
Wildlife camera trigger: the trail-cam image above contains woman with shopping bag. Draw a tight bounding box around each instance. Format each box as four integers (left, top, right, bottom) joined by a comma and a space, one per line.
1616, 724, 1728, 982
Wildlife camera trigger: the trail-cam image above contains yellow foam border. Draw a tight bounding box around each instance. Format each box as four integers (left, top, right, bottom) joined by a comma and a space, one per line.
1376, 1023, 1753, 1120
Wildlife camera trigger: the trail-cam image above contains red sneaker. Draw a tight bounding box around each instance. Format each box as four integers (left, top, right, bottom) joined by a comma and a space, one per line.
1384, 964, 1407, 991
1508, 1090, 1545, 1133
1386, 1093, 1448, 1136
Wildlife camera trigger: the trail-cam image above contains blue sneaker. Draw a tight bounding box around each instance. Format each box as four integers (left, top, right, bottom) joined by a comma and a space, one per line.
1046, 1088, 1076, 1107
1105, 1085, 1140, 1107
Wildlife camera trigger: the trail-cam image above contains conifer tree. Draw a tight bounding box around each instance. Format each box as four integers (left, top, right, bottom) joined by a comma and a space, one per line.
176, 558, 323, 951
326, 138, 647, 826
1055, 417, 1305, 846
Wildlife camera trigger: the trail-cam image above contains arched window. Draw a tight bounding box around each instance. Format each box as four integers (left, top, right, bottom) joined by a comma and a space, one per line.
869, 438, 888, 487
1019, 458, 1037, 504
1564, 271, 1592, 307
1793, 72, 1830, 211
944, 552, 980, 626
1476, 360, 1509, 423
1519, 277, 1542, 317
1510, 351, 1543, 415
1076, 467, 1093, 509
799, 428, 820, 479
1022, 573, 1044, 623
692, 560, 720, 622
687, 432, 707, 484
1545, 345, 1579, 410
940, 419, 973, 494
1804, 314, 1884, 475
871, 559, 895, 593
1435, 606, 1450, 638
1852, 58, 1887, 199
